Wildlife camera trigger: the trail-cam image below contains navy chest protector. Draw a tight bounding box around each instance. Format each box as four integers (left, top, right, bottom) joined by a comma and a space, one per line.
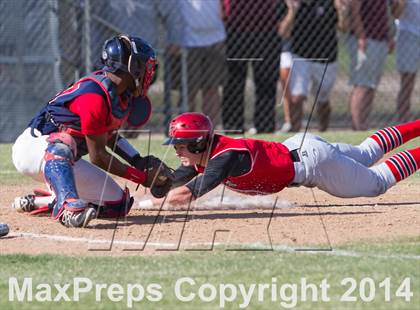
28, 71, 152, 137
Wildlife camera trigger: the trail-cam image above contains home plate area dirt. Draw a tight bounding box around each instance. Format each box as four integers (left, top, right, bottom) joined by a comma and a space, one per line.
0, 182, 419, 256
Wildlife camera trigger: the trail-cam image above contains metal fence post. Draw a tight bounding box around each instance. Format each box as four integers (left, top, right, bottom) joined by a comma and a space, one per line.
180, 47, 188, 113
163, 50, 173, 128
83, 0, 92, 73
48, 0, 63, 92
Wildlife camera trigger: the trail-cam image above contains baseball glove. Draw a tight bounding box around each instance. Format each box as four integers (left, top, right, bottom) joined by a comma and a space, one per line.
150, 178, 173, 198
133, 155, 174, 189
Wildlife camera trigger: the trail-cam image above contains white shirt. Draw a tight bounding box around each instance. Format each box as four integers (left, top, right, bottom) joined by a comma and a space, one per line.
179, 0, 226, 47
398, 0, 420, 37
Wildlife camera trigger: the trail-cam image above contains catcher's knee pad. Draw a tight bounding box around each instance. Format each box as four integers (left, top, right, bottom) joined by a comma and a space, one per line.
46, 132, 77, 159
44, 132, 83, 219
92, 188, 134, 219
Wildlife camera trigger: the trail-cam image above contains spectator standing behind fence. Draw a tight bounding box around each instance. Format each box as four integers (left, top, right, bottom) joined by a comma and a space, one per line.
346, 0, 394, 130
391, 0, 420, 122
278, 38, 294, 133
222, 0, 286, 134
279, 0, 343, 132
176, 0, 226, 128
109, 0, 184, 137
110, 0, 183, 53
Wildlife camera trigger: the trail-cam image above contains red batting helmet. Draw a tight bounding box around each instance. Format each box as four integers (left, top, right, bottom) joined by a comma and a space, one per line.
163, 112, 214, 153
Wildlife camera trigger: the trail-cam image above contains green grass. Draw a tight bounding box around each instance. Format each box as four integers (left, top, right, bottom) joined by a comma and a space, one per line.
0, 237, 418, 309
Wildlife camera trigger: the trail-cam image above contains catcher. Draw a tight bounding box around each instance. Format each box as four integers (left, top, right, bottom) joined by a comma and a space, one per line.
12, 34, 173, 228
146, 112, 419, 206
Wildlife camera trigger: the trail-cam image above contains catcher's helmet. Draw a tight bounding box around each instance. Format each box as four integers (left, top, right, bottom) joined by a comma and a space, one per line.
163, 112, 214, 153
101, 34, 157, 97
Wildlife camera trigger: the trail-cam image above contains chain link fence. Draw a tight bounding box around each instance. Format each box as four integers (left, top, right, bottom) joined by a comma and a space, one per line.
0, 0, 418, 142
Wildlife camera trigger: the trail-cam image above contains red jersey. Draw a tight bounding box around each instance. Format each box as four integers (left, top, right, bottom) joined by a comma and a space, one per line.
67, 92, 129, 136
28, 71, 150, 158
195, 135, 295, 195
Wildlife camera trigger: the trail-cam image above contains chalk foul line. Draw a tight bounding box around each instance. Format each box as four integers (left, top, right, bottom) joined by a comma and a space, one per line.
7, 232, 420, 260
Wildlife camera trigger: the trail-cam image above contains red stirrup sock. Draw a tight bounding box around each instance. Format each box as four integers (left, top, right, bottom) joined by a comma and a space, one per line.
384, 147, 420, 182
370, 119, 420, 153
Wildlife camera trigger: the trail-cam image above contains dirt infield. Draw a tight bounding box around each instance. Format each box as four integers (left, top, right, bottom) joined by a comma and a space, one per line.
1, 182, 419, 256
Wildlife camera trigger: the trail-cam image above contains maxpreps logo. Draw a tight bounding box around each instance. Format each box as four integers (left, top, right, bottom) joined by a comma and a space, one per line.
8, 277, 163, 307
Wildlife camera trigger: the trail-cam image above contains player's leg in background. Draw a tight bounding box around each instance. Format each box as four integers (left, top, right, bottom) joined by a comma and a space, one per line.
222, 30, 248, 133
186, 47, 200, 113
252, 31, 281, 133
201, 42, 224, 129
397, 72, 416, 122
349, 86, 375, 131
222, 57, 247, 132
395, 29, 419, 122
347, 36, 388, 130
288, 56, 310, 132
332, 119, 420, 167
278, 49, 293, 132
311, 61, 337, 132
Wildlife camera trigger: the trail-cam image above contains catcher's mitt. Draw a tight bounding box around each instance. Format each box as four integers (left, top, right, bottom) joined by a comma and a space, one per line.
133, 155, 174, 188
150, 178, 173, 198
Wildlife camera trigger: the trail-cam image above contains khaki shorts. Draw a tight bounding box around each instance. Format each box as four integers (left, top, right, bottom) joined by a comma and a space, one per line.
396, 30, 420, 74
280, 51, 293, 69
188, 42, 226, 92
289, 56, 337, 102
347, 35, 388, 88
168, 42, 226, 92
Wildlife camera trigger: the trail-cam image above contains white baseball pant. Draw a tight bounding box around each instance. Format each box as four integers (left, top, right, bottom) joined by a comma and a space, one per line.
282, 133, 396, 198
12, 128, 124, 204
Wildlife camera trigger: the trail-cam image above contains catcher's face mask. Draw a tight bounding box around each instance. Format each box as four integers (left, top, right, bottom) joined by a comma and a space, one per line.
119, 35, 157, 97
